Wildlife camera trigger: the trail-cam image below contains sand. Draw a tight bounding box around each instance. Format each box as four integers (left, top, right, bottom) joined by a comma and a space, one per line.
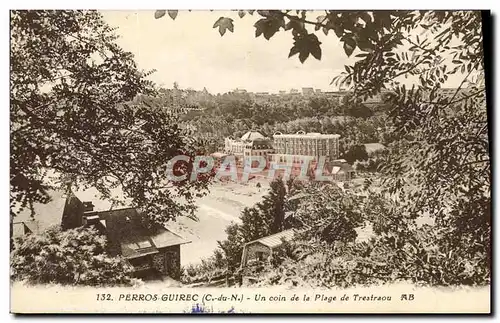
167, 178, 270, 265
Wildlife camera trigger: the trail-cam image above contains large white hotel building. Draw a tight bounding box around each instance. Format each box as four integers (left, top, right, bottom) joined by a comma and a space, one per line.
221, 130, 352, 181
270, 131, 340, 163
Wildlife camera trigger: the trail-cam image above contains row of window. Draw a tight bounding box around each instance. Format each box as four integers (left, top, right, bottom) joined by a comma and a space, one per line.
243, 150, 270, 156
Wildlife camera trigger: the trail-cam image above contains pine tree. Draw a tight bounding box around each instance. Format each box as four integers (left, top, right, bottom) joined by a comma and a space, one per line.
259, 178, 287, 234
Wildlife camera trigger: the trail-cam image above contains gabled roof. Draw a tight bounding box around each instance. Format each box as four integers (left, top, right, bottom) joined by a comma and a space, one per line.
14, 190, 67, 232
94, 207, 190, 259
61, 192, 85, 230
245, 229, 296, 249
325, 161, 355, 174
13, 186, 128, 232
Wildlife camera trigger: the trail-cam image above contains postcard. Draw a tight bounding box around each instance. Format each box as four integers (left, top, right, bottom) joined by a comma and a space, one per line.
10, 9, 491, 314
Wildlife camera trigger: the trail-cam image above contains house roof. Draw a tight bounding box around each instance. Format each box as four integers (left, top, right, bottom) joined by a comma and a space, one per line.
18, 189, 191, 259
241, 131, 265, 141
95, 207, 191, 259
14, 190, 67, 232
245, 229, 296, 249
13, 186, 130, 233
150, 227, 189, 249
325, 161, 355, 174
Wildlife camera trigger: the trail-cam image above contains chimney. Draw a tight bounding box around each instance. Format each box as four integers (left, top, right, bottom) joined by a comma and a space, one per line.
83, 201, 94, 213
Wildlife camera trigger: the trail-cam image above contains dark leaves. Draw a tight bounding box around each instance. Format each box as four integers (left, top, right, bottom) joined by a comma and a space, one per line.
288, 46, 300, 58
238, 10, 246, 18
213, 17, 234, 36
284, 19, 305, 33
343, 36, 356, 57
289, 33, 322, 63
154, 10, 166, 19
315, 15, 326, 31
254, 15, 285, 40
10, 10, 212, 228
355, 35, 374, 52
154, 10, 178, 21
168, 10, 178, 20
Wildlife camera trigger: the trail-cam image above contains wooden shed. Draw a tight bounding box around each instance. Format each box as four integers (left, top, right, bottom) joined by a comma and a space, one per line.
240, 229, 296, 268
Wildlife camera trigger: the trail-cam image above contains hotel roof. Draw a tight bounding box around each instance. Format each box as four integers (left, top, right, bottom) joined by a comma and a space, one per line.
241, 131, 265, 141
273, 132, 340, 139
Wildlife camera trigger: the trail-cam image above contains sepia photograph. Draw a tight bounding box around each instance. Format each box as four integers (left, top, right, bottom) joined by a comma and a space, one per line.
9, 8, 491, 314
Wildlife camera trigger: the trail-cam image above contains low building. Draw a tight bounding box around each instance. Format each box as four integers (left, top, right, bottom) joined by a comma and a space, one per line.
233, 88, 247, 94
302, 87, 315, 95
61, 192, 190, 279
325, 160, 355, 182
240, 229, 296, 268
323, 91, 348, 104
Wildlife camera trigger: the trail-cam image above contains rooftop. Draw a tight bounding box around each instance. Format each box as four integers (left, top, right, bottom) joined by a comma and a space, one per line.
273, 131, 340, 139
88, 206, 191, 259
241, 131, 265, 141
245, 229, 296, 249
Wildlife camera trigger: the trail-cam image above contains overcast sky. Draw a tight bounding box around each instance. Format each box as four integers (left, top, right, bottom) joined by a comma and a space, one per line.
101, 10, 470, 94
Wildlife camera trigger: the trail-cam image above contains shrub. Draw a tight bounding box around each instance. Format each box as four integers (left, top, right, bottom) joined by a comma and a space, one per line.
11, 226, 134, 286
180, 250, 228, 285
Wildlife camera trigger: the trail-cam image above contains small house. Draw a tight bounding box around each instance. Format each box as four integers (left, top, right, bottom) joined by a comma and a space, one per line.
325, 160, 355, 182
61, 192, 190, 279
240, 229, 296, 268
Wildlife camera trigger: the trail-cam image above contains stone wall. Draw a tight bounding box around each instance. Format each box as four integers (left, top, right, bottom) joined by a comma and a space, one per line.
243, 242, 271, 266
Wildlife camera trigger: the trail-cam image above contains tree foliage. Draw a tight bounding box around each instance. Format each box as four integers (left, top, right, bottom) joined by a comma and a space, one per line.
183, 178, 289, 282
157, 10, 490, 286
11, 226, 134, 286
11, 10, 212, 229
342, 144, 369, 164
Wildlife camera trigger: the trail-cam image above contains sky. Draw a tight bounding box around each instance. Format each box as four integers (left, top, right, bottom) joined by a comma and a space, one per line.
101, 10, 354, 94
100, 10, 471, 94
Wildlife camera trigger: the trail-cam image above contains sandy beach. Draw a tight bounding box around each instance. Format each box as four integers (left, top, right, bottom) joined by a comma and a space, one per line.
167, 179, 271, 265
